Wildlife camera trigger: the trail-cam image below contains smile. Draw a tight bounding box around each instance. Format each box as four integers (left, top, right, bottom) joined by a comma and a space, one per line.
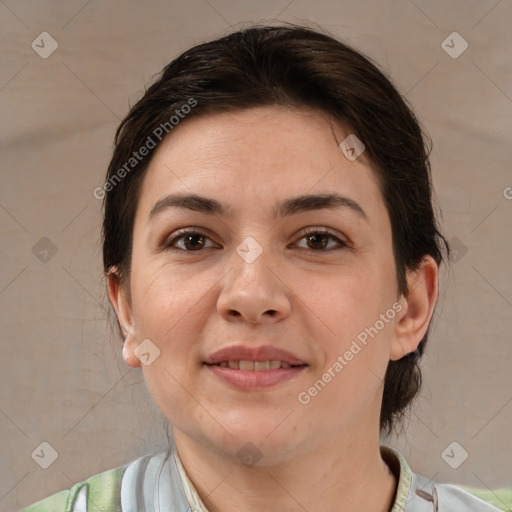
214, 360, 294, 370
205, 361, 307, 390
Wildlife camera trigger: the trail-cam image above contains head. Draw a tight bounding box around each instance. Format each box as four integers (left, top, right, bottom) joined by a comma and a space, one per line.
103, 24, 449, 459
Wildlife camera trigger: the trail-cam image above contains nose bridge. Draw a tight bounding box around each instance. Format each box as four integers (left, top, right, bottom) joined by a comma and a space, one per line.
217, 234, 290, 322
229, 234, 273, 292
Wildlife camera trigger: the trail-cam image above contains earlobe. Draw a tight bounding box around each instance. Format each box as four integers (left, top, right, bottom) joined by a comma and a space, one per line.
106, 270, 141, 368
390, 256, 439, 361
123, 333, 142, 368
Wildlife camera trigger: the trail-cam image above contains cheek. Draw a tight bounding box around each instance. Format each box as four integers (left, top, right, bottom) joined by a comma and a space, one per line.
132, 264, 208, 332
129, 266, 216, 387
130, 269, 213, 426
293, 262, 395, 340
293, 259, 398, 401
299, 316, 395, 427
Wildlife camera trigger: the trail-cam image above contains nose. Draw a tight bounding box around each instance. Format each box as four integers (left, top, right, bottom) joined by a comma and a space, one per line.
216, 244, 292, 324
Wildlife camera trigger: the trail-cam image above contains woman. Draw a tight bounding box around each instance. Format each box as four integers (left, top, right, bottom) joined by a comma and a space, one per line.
22, 24, 507, 512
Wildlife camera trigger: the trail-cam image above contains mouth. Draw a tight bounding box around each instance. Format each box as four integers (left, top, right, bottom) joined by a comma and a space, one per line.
204, 344, 307, 367
204, 351, 308, 390
208, 360, 304, 370
204, 344, 308, 390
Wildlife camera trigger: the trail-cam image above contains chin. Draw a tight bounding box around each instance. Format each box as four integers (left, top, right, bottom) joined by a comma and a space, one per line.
210, 420, 304, 462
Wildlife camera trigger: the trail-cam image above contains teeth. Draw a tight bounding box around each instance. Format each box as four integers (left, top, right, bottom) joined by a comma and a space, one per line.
216, 360, 292, 370
239, 360, 254, 371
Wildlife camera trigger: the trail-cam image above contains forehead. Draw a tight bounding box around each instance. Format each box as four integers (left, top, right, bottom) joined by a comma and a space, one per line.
136, 106, 385, 223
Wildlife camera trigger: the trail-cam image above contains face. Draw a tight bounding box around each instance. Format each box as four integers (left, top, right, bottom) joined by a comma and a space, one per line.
114, 106, 413, 463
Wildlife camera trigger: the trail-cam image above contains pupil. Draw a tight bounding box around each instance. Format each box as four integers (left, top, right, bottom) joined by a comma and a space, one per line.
185, 234, 204, 250
307, 234, 327, 250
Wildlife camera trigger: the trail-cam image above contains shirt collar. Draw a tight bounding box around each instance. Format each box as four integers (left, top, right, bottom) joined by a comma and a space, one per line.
172, 444, 209, 512
172, 444, 415, 512
381, 445, 414, 512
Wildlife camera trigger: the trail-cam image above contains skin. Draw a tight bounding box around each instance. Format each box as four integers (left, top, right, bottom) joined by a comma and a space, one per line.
108, 105, 439, 512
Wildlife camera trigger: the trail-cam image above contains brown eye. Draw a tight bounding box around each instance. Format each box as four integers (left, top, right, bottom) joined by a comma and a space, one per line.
165, 230, 216, 251
181, 233, 206, 250
305, 233, 329, 250
296, 229, 347, 252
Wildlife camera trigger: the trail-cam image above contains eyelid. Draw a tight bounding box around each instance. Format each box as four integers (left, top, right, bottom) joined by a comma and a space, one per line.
162, 227, 218, 250
293, 227, 349, 250
162, 226, 350, 252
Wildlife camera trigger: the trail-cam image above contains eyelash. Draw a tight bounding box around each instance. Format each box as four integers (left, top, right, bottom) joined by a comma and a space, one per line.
163, 228, 348, 253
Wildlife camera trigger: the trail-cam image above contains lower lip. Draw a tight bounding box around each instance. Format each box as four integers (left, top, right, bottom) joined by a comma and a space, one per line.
205, 364, 307, 390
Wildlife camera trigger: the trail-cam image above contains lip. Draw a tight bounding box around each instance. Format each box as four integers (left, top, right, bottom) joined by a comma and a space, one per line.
206, 364, 306, 390
204, 344, 306, 366
204, 344, 308, 391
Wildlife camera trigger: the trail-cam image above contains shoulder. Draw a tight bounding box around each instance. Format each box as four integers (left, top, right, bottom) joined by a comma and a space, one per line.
411, 472, 510, 512
20, 449, 184, 512
382, 446, 510, 512
442, 483, 512, 511
20, 464, 127, 512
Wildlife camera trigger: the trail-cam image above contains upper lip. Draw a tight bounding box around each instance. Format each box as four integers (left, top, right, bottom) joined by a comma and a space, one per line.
205, 345, 307, 366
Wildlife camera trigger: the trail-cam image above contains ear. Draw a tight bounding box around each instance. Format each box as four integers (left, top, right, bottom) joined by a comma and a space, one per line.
107, 270, 141, 368
390, 255, 439, 361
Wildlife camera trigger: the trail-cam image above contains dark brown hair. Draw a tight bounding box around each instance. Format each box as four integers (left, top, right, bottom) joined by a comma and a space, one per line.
102, 23, 450, 434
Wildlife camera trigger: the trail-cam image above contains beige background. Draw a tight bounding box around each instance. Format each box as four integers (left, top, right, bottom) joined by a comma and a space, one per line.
1, 1, 511, 510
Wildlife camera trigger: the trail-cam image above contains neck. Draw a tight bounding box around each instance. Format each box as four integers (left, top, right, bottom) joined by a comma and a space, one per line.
173, 426, 398, 512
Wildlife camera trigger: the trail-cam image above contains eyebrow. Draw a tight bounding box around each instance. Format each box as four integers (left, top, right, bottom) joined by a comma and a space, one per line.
148, 192, 368, 222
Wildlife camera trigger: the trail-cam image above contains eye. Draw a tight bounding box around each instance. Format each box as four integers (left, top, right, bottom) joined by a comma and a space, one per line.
164, 229, 217, 251
163, 228, 348, 253
295, 229, 348, 252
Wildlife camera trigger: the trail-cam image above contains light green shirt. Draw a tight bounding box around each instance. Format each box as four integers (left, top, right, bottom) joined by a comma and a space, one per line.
21, 444, 511, 511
